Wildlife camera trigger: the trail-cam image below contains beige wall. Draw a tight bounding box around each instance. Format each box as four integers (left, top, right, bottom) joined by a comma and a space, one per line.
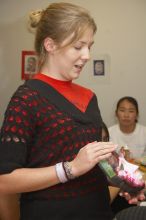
0, 0, 146, 127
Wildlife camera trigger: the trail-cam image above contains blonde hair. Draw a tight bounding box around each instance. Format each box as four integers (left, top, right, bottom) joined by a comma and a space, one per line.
28, 2, 97, 69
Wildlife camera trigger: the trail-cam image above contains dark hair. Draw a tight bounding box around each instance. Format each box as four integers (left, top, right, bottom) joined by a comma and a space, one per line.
116, 96, 139, 122
101, 122, 109, 141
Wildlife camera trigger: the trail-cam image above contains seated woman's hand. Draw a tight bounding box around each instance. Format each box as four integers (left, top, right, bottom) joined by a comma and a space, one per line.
119, 190, 145, 204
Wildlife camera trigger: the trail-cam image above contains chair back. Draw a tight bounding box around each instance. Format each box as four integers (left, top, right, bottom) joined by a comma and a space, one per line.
115, 206, 146, 220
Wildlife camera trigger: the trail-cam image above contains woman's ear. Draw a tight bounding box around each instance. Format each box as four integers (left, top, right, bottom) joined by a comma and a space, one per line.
44, 37, 57, 53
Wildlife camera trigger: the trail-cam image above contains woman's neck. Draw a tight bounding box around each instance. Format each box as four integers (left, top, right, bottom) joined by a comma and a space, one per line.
119, 123, 136, 134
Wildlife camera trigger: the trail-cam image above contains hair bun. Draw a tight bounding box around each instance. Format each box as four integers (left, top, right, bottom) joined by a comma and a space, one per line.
29, 10, 43, 28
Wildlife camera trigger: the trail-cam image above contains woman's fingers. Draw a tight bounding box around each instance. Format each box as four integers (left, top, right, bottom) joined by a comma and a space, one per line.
119, 191, 145, 204
87, 141, 117, 151
86, 141, 117, 158
71, 141, 117, 177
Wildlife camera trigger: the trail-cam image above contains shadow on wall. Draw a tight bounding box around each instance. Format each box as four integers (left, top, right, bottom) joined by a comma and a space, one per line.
0, 18, 34, 126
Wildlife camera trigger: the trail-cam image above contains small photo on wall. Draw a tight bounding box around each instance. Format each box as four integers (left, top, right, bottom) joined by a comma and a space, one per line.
93, 60, 105, 76
21, 51, 38, 80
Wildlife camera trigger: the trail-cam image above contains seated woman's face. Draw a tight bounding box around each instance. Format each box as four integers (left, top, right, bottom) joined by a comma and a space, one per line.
116, 100, 138, 127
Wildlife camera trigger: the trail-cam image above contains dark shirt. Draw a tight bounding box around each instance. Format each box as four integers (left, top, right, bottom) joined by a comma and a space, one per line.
0, 76, 113, 220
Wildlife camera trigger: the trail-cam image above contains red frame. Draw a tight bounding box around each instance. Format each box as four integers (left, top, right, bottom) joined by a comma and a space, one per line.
21, 51, 38, 80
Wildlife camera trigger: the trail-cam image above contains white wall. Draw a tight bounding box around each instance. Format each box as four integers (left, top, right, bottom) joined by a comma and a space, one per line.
0, 0, 146, 127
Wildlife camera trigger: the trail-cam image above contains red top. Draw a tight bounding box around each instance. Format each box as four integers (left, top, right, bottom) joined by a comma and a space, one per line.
33, 73, 93, 113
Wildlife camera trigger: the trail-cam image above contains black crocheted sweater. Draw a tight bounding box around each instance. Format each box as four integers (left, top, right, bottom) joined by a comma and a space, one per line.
0, 79, 113, 220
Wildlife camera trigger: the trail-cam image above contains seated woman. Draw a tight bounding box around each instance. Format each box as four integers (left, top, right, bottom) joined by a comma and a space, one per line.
108, 96, 146, 159
108, 96, 146, 214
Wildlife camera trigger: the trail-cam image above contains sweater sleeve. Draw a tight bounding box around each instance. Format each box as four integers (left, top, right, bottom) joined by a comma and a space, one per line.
0, 86, 35, 174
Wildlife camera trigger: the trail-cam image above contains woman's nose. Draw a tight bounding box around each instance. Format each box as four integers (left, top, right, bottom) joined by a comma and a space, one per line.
81, 48, 90, 61
124, 111, 130, 117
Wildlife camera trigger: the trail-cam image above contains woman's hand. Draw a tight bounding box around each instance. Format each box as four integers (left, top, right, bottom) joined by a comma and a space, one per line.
119, 190, 145, 204
70, 141, 117, 177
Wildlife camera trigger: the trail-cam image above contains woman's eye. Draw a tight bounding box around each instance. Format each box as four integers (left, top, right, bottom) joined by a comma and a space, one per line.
74, 46, 82, 50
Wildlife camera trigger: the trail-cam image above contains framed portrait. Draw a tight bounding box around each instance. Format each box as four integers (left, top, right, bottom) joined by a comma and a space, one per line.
91, 54, 110, 84
93, 60, 105, 76
21, 51, 38, 80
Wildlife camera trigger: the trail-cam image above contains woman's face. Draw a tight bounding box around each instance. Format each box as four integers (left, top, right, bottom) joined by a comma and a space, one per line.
46, 28, 94, 81
116, 100, 138, 127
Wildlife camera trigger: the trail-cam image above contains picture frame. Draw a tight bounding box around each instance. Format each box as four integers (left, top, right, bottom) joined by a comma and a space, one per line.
93, 60, 105, 76
21, 51, 38, 80
90, 54, 111, 84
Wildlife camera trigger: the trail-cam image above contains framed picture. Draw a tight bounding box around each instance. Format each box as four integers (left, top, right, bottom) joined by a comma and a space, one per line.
21, 51, 38, 80
93, 60, 105, 76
